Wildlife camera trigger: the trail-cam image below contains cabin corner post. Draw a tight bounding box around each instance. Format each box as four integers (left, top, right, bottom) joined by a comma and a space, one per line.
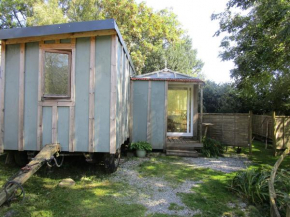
89, 36, 96, 153
163, 81, 168, 152
18, 43, 25, 151
199, 84, 204, 143
110, 35, 117, 154
37, 41, 44, 151
146, 81, 152, 143
0, 41, 6, 153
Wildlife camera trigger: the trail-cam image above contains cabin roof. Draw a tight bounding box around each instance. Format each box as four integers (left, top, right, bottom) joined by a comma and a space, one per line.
131, 68, 204, 83
0, 19, 135, 73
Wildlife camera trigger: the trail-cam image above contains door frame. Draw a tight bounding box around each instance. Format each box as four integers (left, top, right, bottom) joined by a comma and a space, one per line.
166, 84, 194, 137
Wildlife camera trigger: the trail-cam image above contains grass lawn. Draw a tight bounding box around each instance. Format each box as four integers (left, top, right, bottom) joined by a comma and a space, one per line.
0, 140, 285, 216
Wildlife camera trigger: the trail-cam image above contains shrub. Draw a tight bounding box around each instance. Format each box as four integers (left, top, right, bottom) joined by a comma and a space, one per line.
202, 137, 225, 157
129, 141, 152, 151
229, 167, 290, 216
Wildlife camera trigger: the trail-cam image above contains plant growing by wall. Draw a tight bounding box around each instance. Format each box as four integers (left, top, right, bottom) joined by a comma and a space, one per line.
201, 137, 225, 158
129, 141, 152, 152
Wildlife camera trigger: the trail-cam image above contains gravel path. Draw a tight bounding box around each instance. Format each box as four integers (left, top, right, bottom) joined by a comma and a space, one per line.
110, 155, 250, 216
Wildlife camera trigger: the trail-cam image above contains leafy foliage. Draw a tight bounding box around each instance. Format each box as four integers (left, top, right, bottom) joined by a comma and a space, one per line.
129, 141, 152, 151
212, 0, 290, 115
0, 0, 203, 76
229, 167, 290, 216
202, 137, 225, 158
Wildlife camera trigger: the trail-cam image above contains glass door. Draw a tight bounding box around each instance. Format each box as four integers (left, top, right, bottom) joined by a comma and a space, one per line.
167, 85, 193, 136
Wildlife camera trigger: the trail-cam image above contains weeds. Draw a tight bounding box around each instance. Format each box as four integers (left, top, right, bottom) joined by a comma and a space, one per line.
202, 137, 225, 157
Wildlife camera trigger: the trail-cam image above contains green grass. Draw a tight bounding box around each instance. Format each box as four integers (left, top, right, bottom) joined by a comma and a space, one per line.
0, 141, 286, 217
0, 155, 146, 217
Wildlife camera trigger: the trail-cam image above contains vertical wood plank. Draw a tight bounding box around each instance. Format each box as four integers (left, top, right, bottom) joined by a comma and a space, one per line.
55, 39, 60, 44
119, 48, 124, 146
52, 105, 58, 143
0, 41, 6, 153
69, 106, 75, 152
146, 81, 152, 143
272, 111, 277, 156
37, 41, 44, 150
163, 81, 168, 151
18, 43, 25, 151
199, 85, 203, 142
110, 35, 117, 154
89, 36, 96, 152
129, 80, 134, 142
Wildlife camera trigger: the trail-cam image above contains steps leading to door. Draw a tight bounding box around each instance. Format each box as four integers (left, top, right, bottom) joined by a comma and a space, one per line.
166, 149, 199, 157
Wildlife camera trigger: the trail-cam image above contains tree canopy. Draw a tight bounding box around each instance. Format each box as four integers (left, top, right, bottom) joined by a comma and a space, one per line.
212, 0, 290, 114
0, 0, 203, 76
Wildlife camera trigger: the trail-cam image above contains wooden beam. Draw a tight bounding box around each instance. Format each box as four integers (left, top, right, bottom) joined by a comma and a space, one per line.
89, 36, 96, 153
0, 41, 6, 153
37, 41, 44, 150
163, 81, 168, 151
18, 43, 25, 151
69, 106, 75, 152
110, 35, 117, 154
39, 44, 75, 50
199, 85, 203, 142
6, 30, 116, 45
147, 81, 152, 143
0, 144, 61, 207
52, 105, 58, 144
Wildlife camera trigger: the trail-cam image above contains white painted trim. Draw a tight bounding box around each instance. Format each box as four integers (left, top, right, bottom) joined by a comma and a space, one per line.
166, 84, 193, 137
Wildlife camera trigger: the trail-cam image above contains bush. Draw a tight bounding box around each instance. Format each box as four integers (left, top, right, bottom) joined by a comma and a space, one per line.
229, 167, 290, 216
202, 137, 225, 157
129, 141, 152, 151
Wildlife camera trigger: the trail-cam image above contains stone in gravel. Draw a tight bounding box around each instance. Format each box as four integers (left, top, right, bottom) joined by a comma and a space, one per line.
59, 178, 75, 188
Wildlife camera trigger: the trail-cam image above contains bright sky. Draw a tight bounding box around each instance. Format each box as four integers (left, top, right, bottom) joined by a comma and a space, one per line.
136, 0, 234, 83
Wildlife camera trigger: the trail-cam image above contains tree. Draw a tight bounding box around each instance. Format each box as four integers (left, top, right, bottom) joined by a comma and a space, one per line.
212, 0, 290, 114
0, 0, 203, 76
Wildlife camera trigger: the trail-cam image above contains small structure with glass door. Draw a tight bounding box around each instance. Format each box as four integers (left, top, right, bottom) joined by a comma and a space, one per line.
131, 68, 204, 156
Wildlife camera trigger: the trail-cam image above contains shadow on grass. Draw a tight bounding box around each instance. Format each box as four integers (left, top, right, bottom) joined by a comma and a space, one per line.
0, 155, 146, 217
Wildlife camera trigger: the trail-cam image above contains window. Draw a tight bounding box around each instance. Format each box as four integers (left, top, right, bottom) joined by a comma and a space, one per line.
43, 50, 71, 98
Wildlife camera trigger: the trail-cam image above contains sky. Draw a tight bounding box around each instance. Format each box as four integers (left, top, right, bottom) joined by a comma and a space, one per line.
136, 0, 234, 83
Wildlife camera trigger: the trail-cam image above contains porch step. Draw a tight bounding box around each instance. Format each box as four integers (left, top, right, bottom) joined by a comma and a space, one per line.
166, 149, 199, 157
166, 143, 203, 151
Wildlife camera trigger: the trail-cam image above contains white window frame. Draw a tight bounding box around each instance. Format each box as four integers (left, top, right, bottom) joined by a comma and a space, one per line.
167, 84, 194, 137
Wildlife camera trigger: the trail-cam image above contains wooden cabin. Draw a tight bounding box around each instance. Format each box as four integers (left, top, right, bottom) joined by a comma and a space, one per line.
0, 19, 135, 170
131, 68, 204, 157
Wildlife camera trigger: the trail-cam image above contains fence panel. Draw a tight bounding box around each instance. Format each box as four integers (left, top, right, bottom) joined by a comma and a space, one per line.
201, 113, 251, 147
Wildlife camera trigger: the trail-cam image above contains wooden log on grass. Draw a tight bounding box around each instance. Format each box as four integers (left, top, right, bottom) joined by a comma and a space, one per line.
0, 144, 60, 207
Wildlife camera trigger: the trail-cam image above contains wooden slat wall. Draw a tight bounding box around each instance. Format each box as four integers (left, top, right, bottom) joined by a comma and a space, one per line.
200, 113, 251, 147
252, 115, 273, 140
275, 116, 290, 150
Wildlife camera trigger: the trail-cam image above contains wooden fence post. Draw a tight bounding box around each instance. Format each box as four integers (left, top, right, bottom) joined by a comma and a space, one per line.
249, 111, 253, 155
272, 112, 277, 156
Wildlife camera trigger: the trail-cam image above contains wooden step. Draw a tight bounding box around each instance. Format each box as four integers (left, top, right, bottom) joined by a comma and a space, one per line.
166, 143, 203, 151
166, 149, 199, 157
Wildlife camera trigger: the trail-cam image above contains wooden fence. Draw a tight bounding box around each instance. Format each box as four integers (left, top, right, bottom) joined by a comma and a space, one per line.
253, 113, 290, 150
200, 113, 252, 150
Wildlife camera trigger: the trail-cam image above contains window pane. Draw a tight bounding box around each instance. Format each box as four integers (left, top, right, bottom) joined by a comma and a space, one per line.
167, 88, 188, 133
44, 52, 70, 96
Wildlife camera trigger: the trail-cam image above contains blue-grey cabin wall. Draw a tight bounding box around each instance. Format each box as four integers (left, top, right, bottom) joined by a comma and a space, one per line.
132, 81, 166, 149
74, 37, 90, 152
3, 44, 20, 150
94, 36, 111, 152
24, 42, 39, 150
2, 35, 133, 153
149, 81, 166, 149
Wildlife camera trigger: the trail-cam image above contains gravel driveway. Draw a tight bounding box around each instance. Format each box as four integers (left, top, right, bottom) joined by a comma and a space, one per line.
110, 155, 249, 216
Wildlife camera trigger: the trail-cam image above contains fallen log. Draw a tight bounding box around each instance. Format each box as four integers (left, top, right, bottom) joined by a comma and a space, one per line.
0, 144, 60, 207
